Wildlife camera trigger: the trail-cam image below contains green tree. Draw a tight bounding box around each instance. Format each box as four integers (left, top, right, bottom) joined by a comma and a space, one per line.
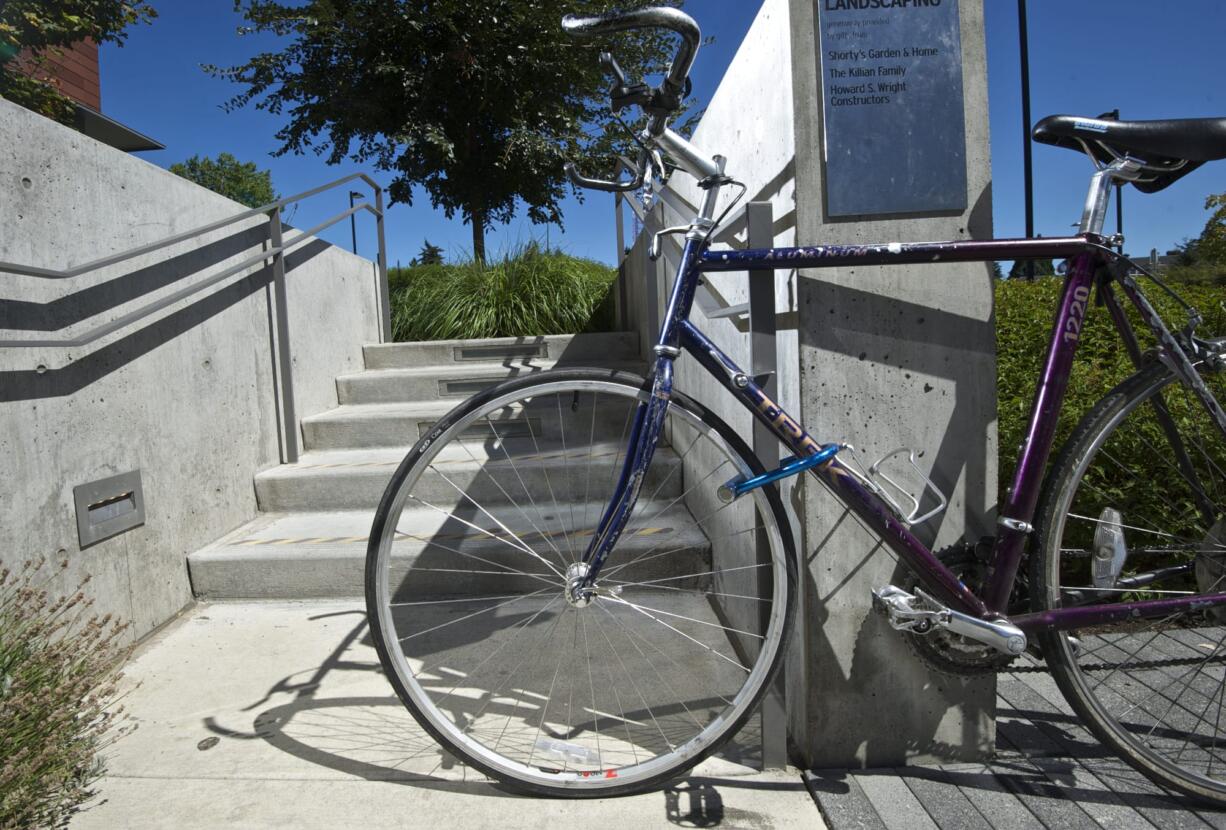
412, 240, 445, 266
1008, 258, 1056, 280
169, 153, 277, 208
1195, 192, 1226, 265
0, 0, 155, 124
209, 0, 692, 263
1165, 192, 1226, 284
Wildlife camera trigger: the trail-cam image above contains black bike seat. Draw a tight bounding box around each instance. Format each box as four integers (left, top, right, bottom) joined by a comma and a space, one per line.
1033, 114, 1226, 192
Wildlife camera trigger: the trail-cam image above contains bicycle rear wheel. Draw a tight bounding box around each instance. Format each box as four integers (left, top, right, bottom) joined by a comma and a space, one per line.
365, 368, 795, 796
1034, 355, 1226, 804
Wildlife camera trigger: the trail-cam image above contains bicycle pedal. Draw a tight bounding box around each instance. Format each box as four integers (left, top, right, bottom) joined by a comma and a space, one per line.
870, 584, 1027, 656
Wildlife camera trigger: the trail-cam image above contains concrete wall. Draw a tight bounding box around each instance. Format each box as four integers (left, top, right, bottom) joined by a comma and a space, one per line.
623, 0, 998, 767
0, 98, 381, 639
787, 0, 998, 767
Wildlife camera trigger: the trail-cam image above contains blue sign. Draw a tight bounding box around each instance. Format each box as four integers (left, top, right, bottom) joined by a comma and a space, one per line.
818, 0, 968, 217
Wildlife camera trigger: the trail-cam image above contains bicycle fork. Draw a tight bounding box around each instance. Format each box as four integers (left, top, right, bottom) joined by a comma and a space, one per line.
572, 356, 676, 601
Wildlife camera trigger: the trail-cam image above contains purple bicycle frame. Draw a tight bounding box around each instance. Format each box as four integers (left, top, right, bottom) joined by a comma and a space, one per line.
579, 231, 1226, 634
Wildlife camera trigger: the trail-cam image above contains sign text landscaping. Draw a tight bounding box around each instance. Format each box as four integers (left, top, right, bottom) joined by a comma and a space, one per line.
818, 0, 967, 216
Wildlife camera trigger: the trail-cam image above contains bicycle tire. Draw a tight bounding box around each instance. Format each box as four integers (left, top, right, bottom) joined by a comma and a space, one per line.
365, 368, 796, 797
1033, 355, 1226, 805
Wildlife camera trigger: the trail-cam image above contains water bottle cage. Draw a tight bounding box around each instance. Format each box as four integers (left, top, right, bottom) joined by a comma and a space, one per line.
840, 446, 949, 527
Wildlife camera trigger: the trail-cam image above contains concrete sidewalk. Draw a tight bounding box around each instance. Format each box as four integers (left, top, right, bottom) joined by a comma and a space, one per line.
71, 601, 821, 830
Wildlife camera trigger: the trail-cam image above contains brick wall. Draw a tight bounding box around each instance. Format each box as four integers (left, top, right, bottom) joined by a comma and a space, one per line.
16, 40, 101, 110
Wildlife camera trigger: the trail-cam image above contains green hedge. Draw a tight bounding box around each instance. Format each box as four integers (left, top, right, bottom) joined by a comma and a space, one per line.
388, 245, 617, 342
996, 276, 1226, 505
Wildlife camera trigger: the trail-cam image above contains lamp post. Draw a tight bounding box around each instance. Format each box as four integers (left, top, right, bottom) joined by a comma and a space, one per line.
1019, 0, 1035, 280
349, 191, 363, 254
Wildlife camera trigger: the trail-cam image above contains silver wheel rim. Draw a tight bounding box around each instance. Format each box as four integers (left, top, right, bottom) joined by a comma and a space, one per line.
371, 378, 789, 791
1046, 367, 1226, 794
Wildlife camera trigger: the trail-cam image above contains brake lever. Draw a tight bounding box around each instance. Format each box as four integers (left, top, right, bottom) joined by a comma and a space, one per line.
564, 160, 645, 193
599, 52, 628, 87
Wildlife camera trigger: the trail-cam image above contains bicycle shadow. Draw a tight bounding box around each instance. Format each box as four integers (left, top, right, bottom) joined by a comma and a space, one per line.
198, 609, 776, 804
197, 609, 497, 796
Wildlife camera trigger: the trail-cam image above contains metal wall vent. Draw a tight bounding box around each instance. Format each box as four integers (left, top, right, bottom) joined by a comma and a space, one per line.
74, 470, 145, 548
454, 343, 548, 362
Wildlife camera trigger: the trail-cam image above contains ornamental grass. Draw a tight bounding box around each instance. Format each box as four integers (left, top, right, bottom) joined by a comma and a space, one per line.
389, 243, 617, 341
0, 560, 133, 830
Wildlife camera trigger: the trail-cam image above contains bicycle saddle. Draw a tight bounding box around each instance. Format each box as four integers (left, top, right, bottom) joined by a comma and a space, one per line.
1033, 114, 1226, 192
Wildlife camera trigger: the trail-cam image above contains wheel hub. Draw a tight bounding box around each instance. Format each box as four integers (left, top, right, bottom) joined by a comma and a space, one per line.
565, 562, 594, 608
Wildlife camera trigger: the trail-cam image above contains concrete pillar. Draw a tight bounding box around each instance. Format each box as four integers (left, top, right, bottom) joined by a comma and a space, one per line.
784, 0, 998, 768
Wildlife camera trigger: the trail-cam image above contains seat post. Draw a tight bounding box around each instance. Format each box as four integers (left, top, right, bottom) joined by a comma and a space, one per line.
1079, 157, 1144, 236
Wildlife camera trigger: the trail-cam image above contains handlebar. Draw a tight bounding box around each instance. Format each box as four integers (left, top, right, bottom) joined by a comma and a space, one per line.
561, 7, 702, 193
561, 7, 700, 113
564, 154, 646, 193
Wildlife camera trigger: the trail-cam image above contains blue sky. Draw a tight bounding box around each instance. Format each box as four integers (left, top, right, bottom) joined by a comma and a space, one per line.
99, 1, 1225, 268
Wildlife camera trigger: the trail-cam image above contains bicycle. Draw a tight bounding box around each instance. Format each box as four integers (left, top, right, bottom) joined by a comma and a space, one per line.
364, 6, 1226, 801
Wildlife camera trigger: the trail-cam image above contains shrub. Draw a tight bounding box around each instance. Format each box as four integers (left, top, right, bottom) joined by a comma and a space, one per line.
0, 560, 133, 830
389, 244, 617, 341
996, 276, 1226, 505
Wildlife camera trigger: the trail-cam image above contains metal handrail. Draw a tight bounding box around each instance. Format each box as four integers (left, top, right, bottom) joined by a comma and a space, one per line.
0, 172, 382, 279
0, 199, 379, 349
615, 165, 753, 325
0, 172, 391, 463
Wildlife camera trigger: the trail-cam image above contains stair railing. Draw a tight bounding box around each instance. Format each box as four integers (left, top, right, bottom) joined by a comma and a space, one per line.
0, 172, 390, 463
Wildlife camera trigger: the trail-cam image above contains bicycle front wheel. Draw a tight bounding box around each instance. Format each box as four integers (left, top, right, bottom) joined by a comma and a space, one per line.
1034, 355, 1226, 804
365, 368, 796, 796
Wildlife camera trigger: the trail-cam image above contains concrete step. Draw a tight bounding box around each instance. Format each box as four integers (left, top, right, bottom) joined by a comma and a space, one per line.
302, 391, 643, 451
363, 332, 641, 370
335, 360, 642, 405
188, 503, 710, 599
254, 441, 685, 513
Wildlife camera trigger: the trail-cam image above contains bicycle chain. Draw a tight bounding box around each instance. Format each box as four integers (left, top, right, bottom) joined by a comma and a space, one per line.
1002, 652, 1226, 674
903, 541, 1226, 676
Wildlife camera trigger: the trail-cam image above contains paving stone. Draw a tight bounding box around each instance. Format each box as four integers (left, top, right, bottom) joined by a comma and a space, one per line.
804, 770, 888, 830
855, 772, 940, 830
900, 770, 993, 830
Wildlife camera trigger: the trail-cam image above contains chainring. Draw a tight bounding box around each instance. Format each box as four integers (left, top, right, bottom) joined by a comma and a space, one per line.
901, 538, 1019, 675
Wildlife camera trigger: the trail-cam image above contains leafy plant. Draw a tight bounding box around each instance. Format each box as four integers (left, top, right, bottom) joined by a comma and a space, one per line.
995, 276, 1226, 508
1166, 192, 1226, 284
389, 243, 616, 340
208, 0, 698, 262
168, 153, 277, 209
0, 0, 155, 124
0, 560, 133, 830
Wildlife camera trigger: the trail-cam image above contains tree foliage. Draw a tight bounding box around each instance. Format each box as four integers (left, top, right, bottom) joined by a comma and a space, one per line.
0, 0, 155, 123
210, 0, 694, 261
413, 239, 445, 266
1007, 258, 1056, 281
1194, 192, 1226, 265
1165, 192, 1226, 284
169, 153, 277, 209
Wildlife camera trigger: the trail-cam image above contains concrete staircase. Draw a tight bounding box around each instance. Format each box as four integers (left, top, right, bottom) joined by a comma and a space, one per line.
187, 333, 713, 599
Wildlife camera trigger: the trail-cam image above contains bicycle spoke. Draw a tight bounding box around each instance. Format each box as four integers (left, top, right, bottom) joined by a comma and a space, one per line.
456, 436, 572, 568
485, 416, 575, 566
398, 589, 552, 643
601, 595, 753, 672
409, 492, 565, 579
393, 531, 559, 589
523, 404, 579, 565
